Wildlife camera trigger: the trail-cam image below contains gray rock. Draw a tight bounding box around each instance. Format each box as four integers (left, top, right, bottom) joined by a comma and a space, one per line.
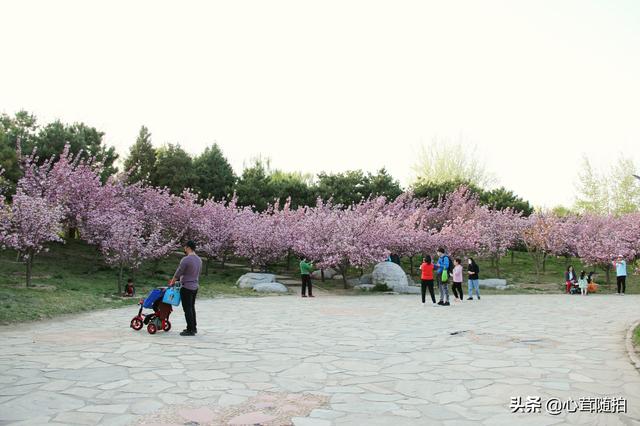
333, 274, 344, 281
372, 262, 408, 290
236, 273, 276, 289
311, 268, 337, 280
347, 278, 361, 287
355, 284, 376, 291
478, 279, 507, 289
359, 273, 373, 284
253, 282, 289, 293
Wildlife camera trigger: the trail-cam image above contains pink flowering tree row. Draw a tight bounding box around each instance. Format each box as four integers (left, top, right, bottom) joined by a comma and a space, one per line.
3, 147, 640, 289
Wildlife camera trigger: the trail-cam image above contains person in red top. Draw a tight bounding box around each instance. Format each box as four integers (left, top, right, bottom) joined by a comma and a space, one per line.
419, 255, 436, 305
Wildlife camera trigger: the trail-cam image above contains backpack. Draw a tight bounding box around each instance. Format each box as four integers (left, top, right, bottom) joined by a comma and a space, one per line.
441, 255, 454, 282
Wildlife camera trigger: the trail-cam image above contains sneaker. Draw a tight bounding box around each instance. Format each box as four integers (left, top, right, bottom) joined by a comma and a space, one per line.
477, 296, 481, 300
180, 330, 195, 336
301, 295, 307, 298
444, 302, 450, 306
437, 301, 444, 305
467, 297, 473, 300
183, 328, 197, 334
309, 295, 315, 298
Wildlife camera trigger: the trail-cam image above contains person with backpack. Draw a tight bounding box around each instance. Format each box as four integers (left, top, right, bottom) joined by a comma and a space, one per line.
467, 258, 480, 300
419, 255, 436, 305
435, 248, 451, 306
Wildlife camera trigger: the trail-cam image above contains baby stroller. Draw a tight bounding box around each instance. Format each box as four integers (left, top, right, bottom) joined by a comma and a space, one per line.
130, 283, 181, 334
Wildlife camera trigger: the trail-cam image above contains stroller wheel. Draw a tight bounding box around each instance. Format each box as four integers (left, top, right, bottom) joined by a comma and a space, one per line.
130, 317, 143, 331
163, 320, 171, 332
147, 323, 157, 334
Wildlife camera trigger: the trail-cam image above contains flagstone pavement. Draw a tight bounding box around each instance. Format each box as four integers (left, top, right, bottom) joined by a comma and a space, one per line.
0, 294, 639, 425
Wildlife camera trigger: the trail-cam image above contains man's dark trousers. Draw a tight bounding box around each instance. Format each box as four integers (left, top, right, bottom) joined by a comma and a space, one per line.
180, 287, 198, 331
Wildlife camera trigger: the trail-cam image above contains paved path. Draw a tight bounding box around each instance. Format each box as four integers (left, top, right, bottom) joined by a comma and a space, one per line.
0, 295, 639, 425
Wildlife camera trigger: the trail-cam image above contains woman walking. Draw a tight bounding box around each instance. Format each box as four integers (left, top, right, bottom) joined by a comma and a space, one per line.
419, 256, 436, 306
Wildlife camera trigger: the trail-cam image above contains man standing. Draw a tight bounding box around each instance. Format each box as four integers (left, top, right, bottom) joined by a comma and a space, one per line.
613, 255, 627, 295
299, 258, 314, 298
170, 240, 202, 336
435, 248, 451, 306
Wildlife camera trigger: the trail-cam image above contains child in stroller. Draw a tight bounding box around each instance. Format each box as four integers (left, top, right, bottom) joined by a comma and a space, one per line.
130, 286, 174, 334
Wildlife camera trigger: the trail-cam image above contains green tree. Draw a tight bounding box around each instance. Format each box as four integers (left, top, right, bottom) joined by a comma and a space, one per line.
0, 111, 39, 192
235, 158, 274, 211
151, 144, 195, 194
193, 143, 236, 200
610, 156, 640, 214
413, 179, 533, 215
574, 157, 609, 215
315, 170, 369, 206
411, 139, 495, 188
270, 171, 315, 208
478, 187, 534, 216
362, 168, 403, 201
124, 126, 156, 183
29, 120, 118, 180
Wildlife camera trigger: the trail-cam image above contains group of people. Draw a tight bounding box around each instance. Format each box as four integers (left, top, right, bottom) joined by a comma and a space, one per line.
419, 248, 481, 306
564, 255, 627, 296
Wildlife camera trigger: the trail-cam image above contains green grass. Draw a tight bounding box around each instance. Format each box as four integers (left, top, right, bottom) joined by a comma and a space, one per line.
0, 240, 256, 325
634, 324, 640, 348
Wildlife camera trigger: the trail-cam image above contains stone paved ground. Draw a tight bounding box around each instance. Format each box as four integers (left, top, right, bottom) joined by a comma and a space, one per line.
0, 294, 639, 425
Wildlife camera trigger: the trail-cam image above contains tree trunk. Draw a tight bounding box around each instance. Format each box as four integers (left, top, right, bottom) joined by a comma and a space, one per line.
321, 269, 325, 283
494, 255, 500, 278
117, 263, 124, 294
340, 260, 349, 289
409, 256, 414, 276
286, 250, 291, 271
205, 257, 210, 276
604, 264, 611, 285
542, 253, 548, 273
25, 251, 34, 287
511, 250, 515, 265
221, 254, 226, 269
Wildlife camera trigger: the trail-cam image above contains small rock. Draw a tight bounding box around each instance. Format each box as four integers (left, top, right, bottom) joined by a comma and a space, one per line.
253, 282, 288, 293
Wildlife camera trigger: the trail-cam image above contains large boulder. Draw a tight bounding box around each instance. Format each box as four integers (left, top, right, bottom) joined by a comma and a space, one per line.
396, 286, 421, 295
479, 279, 509, 290
253, 282, 288, 293
372, 262, 408, 291
311, 268, 337, 280
236, 273, 276, 289
359, 274, 373, 285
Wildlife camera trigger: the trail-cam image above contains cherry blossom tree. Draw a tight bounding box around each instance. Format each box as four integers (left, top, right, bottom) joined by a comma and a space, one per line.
194, 197, 239, 274
574, 214, 639, 284
3, 193, 64, 286
474, 207, 524, 276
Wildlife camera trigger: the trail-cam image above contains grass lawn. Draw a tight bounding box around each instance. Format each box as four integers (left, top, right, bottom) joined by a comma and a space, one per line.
634, 324, 640, 349
0, 240, 257, 325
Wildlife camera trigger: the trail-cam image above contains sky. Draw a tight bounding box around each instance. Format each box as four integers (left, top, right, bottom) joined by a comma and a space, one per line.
1, 0, 639, 208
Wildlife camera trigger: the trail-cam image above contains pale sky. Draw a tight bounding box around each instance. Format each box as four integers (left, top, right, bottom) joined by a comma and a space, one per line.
1, 0, 639, 208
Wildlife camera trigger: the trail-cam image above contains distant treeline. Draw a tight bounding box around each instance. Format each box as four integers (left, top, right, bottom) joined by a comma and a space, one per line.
0, 111, 533, 214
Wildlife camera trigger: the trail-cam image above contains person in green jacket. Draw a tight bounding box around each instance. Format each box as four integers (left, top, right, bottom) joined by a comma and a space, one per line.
299, 258, 314, 298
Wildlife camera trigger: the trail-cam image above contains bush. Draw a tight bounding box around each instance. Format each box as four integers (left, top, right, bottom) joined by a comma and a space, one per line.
372, 284, 390, 292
